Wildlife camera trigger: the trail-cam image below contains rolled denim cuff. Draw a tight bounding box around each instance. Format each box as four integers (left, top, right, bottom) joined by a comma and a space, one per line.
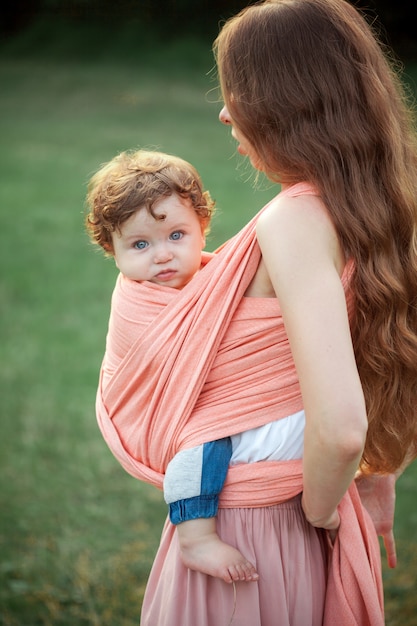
169, 494, 219, 525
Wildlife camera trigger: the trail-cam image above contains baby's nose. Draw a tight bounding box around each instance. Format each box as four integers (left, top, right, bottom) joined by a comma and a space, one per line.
154, 245, 173, 263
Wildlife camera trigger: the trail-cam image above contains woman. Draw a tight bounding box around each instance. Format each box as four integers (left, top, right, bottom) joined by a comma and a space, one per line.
95, 1, 417, 624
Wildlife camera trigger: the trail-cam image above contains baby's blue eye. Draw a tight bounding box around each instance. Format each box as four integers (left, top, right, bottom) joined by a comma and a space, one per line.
134, 240, 148, 250
170, 231, 183, 241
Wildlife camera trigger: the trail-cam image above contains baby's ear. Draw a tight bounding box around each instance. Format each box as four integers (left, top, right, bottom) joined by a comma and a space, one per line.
103, 242, 115, 256
201, 221, 208, 246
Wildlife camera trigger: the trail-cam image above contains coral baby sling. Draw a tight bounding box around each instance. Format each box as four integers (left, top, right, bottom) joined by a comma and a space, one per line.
95, 183, 384, 625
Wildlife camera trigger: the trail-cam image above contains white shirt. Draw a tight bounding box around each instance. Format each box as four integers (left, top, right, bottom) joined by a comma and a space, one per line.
230, 410, 305, 464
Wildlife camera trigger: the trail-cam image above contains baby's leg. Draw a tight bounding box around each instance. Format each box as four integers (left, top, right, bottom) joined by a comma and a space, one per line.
176, 517, 259, 583
164, 440, 258, 583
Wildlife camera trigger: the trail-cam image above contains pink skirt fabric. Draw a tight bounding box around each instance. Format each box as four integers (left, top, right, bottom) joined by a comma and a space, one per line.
140, 496, 328, 626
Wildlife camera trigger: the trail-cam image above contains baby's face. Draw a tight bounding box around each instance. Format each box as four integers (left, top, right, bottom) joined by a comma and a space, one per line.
111, 194, 206, 289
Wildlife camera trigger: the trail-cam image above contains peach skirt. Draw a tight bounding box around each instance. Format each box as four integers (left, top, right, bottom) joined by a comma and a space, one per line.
140, 495, 328, 626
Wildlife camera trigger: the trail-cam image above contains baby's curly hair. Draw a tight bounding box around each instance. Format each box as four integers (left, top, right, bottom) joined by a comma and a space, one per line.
86, 149, 216, 255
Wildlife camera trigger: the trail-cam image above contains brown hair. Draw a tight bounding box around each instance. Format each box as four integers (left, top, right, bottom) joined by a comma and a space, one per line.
86, 149, 216, 254
214, 0, 417, 473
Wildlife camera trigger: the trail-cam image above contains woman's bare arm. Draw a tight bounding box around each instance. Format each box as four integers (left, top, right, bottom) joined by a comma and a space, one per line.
256, 194, 368, 530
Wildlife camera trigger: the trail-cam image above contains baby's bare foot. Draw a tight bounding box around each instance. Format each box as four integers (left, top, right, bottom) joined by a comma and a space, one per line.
179, 532, 259, 584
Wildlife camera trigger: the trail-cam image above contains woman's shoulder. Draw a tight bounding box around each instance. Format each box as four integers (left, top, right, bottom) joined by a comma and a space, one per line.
257, 182, 327, 226
257, 184, 346, 278
258, 185, 333, 240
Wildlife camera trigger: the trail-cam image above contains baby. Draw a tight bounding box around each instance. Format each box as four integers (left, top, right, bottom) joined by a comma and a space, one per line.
85, 149, 258, 583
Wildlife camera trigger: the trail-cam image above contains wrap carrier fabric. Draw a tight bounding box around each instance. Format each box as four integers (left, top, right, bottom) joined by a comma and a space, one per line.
96, 183, 384, 625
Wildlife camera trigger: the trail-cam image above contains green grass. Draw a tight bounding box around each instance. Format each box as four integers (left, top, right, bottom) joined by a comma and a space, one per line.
0, 27, 417, 625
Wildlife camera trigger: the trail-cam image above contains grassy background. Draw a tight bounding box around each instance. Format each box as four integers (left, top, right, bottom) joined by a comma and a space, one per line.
1, 23, 417, 626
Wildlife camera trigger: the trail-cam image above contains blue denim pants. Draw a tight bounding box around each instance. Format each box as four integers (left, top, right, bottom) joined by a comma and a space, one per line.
163, 437, 232, 524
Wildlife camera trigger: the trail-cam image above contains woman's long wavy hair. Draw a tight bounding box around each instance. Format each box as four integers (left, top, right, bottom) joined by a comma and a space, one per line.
214, 0, 417, 473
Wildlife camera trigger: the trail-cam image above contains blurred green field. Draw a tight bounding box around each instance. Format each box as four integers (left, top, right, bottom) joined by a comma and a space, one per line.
1, 24, 417, 626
